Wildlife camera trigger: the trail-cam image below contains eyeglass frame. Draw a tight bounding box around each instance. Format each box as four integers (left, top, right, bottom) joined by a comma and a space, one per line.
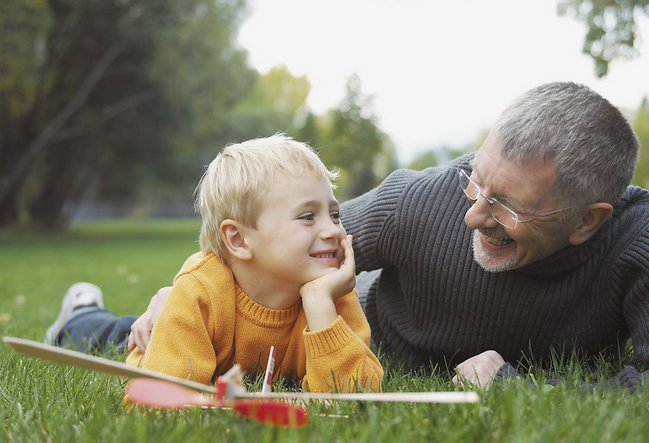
456, 160, 578, 229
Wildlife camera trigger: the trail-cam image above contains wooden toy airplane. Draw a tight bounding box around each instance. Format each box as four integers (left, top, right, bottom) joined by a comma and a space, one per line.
3, 336, 479, 428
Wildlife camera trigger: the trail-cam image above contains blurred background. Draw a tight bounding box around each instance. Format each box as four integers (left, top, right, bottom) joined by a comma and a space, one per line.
1, 0, 648, 231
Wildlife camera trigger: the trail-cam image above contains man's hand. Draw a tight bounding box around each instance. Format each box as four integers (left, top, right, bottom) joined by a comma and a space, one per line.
299, 235, 356, 331
127, 286, 172, 352
452, 350, 505, 388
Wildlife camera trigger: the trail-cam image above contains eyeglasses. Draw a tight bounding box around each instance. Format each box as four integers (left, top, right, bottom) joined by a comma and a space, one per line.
456, 162, 577, 229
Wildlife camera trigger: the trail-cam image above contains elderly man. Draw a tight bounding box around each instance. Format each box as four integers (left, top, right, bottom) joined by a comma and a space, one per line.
344, 81, 647, 388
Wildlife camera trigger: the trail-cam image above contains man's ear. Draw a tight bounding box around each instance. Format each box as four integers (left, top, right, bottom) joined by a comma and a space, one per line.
220, 219, 253, 260
568, 202, 613, 245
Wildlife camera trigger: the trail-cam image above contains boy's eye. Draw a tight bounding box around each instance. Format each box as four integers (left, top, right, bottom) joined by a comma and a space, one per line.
331, 212, 341, 223
298, 213, 314, 221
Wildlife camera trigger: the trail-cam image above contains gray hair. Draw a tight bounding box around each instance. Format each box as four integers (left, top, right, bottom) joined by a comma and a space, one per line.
495, 82, 639, 206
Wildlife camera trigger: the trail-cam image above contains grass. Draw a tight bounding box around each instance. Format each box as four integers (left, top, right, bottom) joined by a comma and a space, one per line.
1, 220, 648, 442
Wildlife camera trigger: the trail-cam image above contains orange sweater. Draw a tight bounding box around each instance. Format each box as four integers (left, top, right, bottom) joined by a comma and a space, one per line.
126, 252, 383, 392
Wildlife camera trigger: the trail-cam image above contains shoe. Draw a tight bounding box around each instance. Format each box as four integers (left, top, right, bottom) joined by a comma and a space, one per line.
44, 282, 104, 345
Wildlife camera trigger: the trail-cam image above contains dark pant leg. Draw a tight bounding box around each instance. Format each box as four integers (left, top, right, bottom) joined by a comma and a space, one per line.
57, 308, 137, 353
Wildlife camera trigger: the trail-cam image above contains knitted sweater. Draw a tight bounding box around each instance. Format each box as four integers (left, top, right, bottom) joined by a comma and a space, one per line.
342, 154, 649, 383
125, 252, 383, 393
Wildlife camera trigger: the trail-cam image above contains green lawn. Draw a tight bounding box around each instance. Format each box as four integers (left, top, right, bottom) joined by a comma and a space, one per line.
1, 220, 647, 442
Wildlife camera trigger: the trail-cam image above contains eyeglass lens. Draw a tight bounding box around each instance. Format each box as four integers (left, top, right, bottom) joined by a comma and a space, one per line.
458, 169, 518, 229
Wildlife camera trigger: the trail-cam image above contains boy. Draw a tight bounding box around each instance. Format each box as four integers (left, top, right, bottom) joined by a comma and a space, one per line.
46, 135, 383, 393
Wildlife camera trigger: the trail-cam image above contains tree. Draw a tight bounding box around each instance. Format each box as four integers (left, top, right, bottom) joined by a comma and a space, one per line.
220, 65, 311, 144
558, 0, 649, 77
631, 98, 649, 189
0, 0, 253, 229
0, 0, 51, 226
407, 145, 482, 171
296, 112, 323, 151
407, 128, 487, 171
318, 74, 397, 200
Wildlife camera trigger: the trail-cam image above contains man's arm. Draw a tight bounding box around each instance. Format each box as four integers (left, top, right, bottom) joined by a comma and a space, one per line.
341, 169, 420, 272
454, 350, 648, 392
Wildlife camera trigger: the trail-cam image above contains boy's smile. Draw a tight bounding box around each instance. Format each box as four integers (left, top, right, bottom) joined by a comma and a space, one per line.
309, 248, 340, 266
238, 173, 346, 303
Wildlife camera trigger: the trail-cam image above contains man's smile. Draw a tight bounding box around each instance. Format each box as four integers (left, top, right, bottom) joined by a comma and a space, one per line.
478, 230, 515, 248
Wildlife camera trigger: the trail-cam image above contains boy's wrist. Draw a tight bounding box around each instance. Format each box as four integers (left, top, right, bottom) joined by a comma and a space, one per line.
300, 286, 333, 301
301, 289, 335, 315
301, 290, 337, 331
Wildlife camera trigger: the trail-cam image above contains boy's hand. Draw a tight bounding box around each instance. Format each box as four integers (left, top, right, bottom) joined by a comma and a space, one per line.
127, 286, 172, 352
301, 234, 356, 301
299, 235, 355, 331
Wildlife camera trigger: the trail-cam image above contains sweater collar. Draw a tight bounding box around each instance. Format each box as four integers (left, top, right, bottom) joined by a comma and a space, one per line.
234, 283, 302, 325
513, 227, 606, 276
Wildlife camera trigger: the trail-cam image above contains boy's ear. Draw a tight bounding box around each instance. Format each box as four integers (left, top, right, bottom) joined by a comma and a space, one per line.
568, 202, 613, 246
220, 219, 253, 260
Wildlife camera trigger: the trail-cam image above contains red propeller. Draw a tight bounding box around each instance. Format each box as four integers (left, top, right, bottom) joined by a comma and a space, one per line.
126, 378, 308, 428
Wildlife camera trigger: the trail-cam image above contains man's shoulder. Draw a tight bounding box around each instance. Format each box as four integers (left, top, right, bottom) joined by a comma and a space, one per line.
614, 186, 649, 228
620, 186, 649, 208
606, 187, 649, 263
384, 156, 465, 195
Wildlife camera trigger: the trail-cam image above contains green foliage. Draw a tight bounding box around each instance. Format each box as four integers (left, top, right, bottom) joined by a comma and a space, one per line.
239, 65, 311, 117
314, 74, 397, 200
148, 2, 254, 146
407, 131, 486, 171
631, 99, 649, 189
0, 1, 396, 228
221, 66, 311, 144
93, 0, 255, 205
2, 221, 649, 442
0, 0, 253, 229
558, 0, 649, 77
296, 112, 323, 149
408, 151, 440, 171
408, 146, 478, 171
0, 0, 51, 118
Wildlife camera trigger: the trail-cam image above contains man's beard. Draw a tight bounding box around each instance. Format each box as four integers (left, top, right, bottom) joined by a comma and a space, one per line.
471, 229, 518, 273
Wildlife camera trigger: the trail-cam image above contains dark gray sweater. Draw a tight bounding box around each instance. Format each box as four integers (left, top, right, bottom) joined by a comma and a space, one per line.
341, 155, 649, 388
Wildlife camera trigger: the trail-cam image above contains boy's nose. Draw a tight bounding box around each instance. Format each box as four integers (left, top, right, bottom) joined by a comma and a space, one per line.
319, 220, 344, 240
464, 196, 498, 231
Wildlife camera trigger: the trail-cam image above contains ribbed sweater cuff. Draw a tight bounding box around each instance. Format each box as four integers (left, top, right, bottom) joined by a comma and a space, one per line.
303, 316, 356, 357
495, 362, 524, 382
601, 366, 645, 393
495, 363, 647, 393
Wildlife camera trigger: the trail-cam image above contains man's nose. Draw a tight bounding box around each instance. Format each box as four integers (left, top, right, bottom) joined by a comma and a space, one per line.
464, 196, 499, 231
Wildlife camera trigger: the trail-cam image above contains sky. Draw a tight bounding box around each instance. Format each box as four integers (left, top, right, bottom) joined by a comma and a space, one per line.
237, 0, 649, 164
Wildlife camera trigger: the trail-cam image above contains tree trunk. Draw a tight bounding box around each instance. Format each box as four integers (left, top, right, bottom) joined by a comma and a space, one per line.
0, 43, 125, 228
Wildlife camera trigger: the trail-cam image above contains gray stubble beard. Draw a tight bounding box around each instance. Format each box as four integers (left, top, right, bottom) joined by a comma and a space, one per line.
471, 230, 519, 273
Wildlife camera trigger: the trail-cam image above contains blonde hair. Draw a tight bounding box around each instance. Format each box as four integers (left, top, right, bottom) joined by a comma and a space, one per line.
196, 134, 338, 258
